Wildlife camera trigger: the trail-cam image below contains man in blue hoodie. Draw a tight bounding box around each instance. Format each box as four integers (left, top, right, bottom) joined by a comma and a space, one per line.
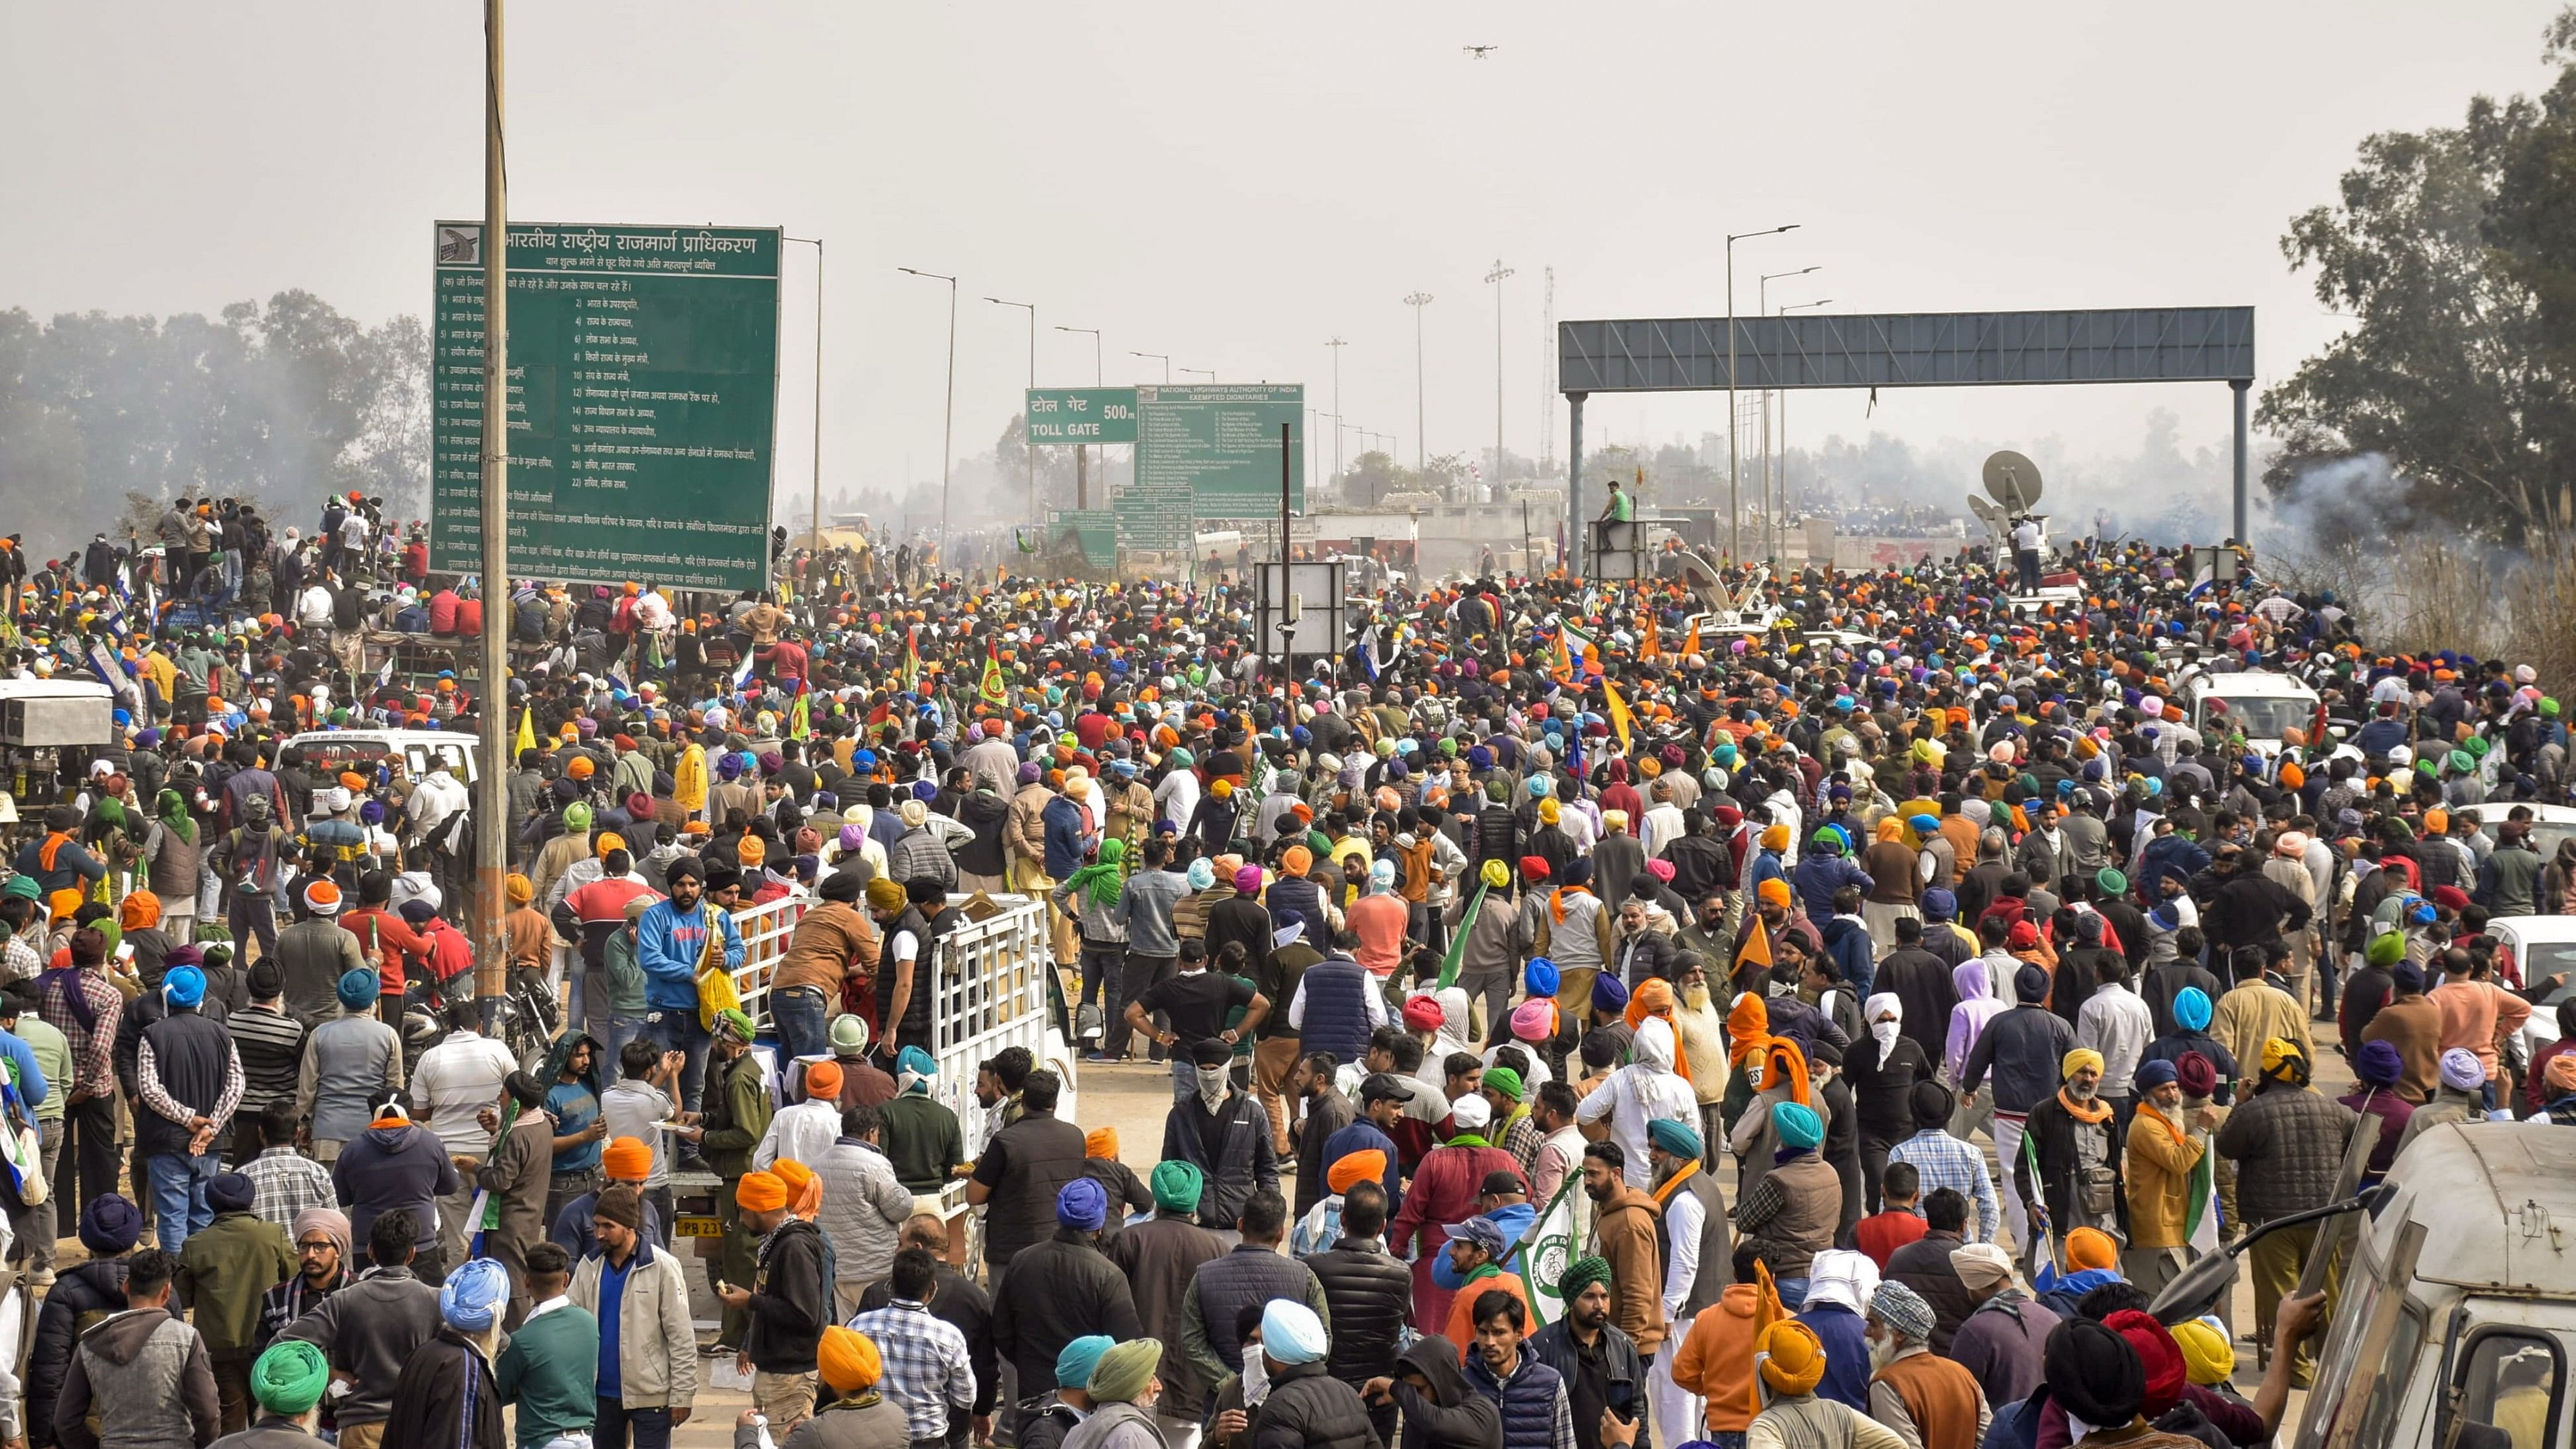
633, 857, 742, 1110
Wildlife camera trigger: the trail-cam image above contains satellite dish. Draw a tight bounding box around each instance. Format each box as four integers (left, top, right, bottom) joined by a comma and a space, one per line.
1982, 450, 2044, 513
1966, 495, 2005, 529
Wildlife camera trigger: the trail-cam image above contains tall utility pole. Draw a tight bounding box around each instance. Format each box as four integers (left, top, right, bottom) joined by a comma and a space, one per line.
1402, 292, 1432, 476
1178, 366, 1215, 382
986, 296, 1035, 524
899, 267, 957, 552
1485, 261, 1513, 489
1723, 224, 1797, 562
1130, 351, 1169, 383
1057, 325, 1100, 513
1539, 266, 1556, 477
472, 0, 511, 1022
1325, 337, 1346, 489
787, 238, 825, 546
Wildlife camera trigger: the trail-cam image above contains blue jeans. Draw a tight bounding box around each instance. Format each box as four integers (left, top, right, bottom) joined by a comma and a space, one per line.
647, 1007, 713, 1111
603, 1013, 647, 1088
771, 985, 833, 1068
147, 1151, 218, 1252
1773, 1276, 1810, 1310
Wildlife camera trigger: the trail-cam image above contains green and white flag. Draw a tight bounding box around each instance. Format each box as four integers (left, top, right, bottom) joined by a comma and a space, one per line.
2185, 1127, 2222, 1254
1436, 880, 1489, 990
1509, 1180, 1591, 1328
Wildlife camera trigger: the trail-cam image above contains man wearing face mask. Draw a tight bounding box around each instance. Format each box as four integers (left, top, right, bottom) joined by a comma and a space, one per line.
1843, 994, 1928, 1216
1157, 1040, 1278, 1241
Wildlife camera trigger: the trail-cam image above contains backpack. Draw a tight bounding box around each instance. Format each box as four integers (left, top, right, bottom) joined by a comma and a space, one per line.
304, 817, 369, 864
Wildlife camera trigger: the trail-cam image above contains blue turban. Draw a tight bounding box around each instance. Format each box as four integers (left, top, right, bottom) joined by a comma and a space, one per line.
337, 968, 378, 1011
162, 965, 206, 1009
898, 1047, 938, 1094
1921, 888, 1957, 921
1591, 973, 1630, 1013
440, 1257, 512, 1332
1187, 859, 1216, 892
1261, 1300, 1329, 1366
1057, 1335, 1114, 1388
2173, 986, 2212, 1031
2133, 1058, 2178, 1093
1057, 1176, 1109, 1231
79, 1194, 143, 1255
1646, 1117, 1704, 1161
1525, 958, 1560, 997
1907, 814, 1940, 836
2015, 964, 2050, 1004
1773, 1102, 1824, 1151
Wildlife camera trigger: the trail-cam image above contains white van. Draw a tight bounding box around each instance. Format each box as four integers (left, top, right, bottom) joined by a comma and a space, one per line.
2181, 669, 2322, 760
283, 729, 479, 785
2294, 1122, 2576, 1449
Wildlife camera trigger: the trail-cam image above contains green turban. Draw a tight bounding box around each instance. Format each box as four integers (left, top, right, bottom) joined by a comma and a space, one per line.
1088, 1338, 1162, 1404
2367, 931, 2406, 968
1482, 1066, 1524, 1101
1557, 1255, 1613, 1303
1149, 1159, 1205, 1214
250, 1339, 331, 1415
2095, 868, 2127, 898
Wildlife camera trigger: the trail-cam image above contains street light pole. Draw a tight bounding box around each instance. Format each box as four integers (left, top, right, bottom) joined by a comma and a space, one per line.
1724, 224, 1798, 563
1057, 326, 1101, 513
1776, 296, 1832, 563
786, 238, 826, 550
1130, 351, 1169, 384
1325, 337, 1345, 489
473, 0, 511, 1024
1402, 293, 1432, 476
899, 266, 957, 554
986, 296, 1036, 525
1485, 262, 1513, 488
1178, 367, 1215, 382
1756, 266, 1818, 563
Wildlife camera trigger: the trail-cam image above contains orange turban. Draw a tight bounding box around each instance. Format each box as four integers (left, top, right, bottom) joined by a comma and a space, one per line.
1328, 1151, 1387, 1194
1282, 845, 1313, 875
2065, 1226, 2118, 1271
46, 889, 81, 922
1086, 1127, 1120, 1160
119, 890, 161, 931
1625, 976, 1674, 1031
771, 1158, 823, 1219
817, 1327, 883, 1393
803, 1060, 844, 1102
1728, 994, 1771, 1066
601, 1137, 652, 1180
1758, 878, 1793, 909
738, 836, 766, 867
735, 1171, 790, 1212
1759, 1039, 1813, 1107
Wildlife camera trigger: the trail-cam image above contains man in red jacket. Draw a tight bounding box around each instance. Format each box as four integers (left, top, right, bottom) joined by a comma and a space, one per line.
1388, 1092, 1526, 1334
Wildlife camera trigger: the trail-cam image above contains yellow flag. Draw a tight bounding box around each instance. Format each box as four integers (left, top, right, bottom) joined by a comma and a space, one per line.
1602, 677, 1636, 753
514, 703, 536, 758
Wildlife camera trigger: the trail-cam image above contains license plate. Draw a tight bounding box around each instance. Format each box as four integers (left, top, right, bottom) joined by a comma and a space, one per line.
674, 1216, 722, 1238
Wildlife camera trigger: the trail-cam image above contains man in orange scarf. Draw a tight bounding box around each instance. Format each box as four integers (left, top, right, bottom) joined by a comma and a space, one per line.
2011, 1048, 2119, 1270
13, 805, 105, 896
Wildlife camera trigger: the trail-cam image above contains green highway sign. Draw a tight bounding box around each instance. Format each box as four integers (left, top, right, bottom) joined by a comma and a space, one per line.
1046, 510, 1121, 568
430, 221, 782, 592
1026, 387, 1138, 444
1136, 384, 1304, 518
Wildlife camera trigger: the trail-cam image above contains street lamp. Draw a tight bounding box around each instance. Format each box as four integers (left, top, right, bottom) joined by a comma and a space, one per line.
1325, 337, 1347, 485
986, 295, 1035, 525
1776, 297, 1832, 563
1402, 293, 1433, 476
898, 266, 957, 550
1485, 261, 1513, 491
1757, 267, 1820, 561
1724, 224, 1798, 562
1130, 351, 1170, 383
1178, 366, 1216, 382
786, 237, 824, 549
1055, 325, 1103, 384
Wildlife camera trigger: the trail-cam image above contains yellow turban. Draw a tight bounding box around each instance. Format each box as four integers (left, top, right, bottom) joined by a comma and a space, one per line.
1762, 824, 1791, 852
1327, 1151, 1386, 1195
818, 1327, 884, 1393
2169, 1318, 2235, 1386
2261, 1036, 2307, 1080
1538, 798, 1560, 824
735, 1171, 790, 1212
1086, 1127, 1120, 1160
738, 836, 766, 867
1756, 1320, 1827, 1396
595, 831, 626, 859
2061, 1048, 2105, 1081
506, 873, 535, 906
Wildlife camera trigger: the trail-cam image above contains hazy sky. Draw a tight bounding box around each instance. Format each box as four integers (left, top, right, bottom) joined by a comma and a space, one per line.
4, 2, 2560, 520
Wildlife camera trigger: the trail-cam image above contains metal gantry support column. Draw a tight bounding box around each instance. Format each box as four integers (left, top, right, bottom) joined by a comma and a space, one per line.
2230, 378, 2251, 542
1566, 391, 1586, 577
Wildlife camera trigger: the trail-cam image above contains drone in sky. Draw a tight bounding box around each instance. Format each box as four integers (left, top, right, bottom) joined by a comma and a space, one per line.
1463, 44, 1499, 59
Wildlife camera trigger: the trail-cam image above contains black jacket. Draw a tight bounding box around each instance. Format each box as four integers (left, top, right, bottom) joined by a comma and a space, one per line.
1162, 1091, 1279, 1229
1306, 1237, 1412, 1393
991, 1229, 1143, 1409
746, 1217, 833, 1374
378, 1327, 505, 1449
1253, 1360, 1385, 1449
857, 1265, 997, 1414
134, 1007, 237, 1159
28, 1259, 127, 1448
1961, 1006, 2076, 1115
2012, 1094, 2124, 1239
1389, 1336, 1501, 1449
1527, 1318, 1651, 1448
1882, 1229, 1974, 1353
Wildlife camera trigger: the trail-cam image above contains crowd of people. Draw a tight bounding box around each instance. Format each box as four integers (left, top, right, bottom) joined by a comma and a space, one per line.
0, 483, 2570, 1449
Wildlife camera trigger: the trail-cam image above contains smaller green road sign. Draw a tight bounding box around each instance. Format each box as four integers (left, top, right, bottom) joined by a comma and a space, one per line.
1026, 387, 1139, 444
